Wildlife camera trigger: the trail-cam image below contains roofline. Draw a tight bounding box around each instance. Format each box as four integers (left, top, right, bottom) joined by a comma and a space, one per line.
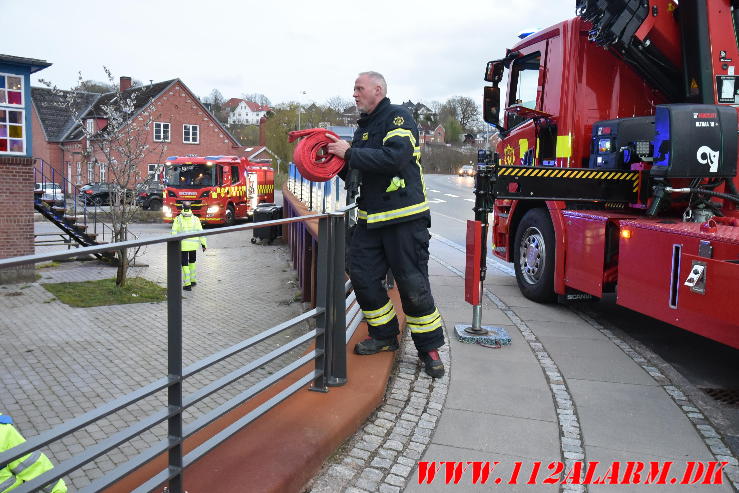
0, 54, 52, 73
59, 92, 102, 141
173, 80, 242, 147
247, 146, 280, 163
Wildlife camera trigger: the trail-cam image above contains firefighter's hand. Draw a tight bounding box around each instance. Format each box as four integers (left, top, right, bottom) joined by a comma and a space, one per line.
202, 246, 206, 252
326, 134, 350, 159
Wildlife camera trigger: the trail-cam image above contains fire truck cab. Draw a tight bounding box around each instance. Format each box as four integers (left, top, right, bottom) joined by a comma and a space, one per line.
479, 0, 739, 349
162, 155, 274, 225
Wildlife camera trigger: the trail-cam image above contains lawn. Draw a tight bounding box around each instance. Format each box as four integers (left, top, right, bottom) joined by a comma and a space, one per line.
42, 277, 166, 307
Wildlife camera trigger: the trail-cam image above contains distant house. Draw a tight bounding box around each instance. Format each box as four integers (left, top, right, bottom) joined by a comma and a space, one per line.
32, 77, 242, 191
226, 98, 271, 125
420, 123, 445, 146
340, 105, 359, 126
401, 100, 435, 123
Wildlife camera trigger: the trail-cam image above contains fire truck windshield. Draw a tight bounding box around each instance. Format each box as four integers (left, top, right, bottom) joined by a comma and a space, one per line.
165, 164, 214, 188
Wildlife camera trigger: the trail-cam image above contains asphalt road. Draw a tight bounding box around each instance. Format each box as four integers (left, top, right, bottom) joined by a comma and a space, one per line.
422, 173, 739, 455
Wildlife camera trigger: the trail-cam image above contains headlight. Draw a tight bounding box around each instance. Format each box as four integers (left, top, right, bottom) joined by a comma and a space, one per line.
163, 205, 172, 217
207, 205, 220, 214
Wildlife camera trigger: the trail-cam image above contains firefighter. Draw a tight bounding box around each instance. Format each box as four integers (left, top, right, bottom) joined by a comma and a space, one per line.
326, 71, 445, 378
0, 413, 67, 492
171, 201, 207, 291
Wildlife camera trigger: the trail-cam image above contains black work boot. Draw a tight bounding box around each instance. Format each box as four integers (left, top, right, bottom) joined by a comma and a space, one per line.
190, 282, 197, 287
354, 336, 399, 355
419, 350, 445, 378
183, 285, 192, 291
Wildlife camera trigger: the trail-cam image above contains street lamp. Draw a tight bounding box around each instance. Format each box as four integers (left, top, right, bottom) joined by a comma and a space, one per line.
297, 90, 307, 130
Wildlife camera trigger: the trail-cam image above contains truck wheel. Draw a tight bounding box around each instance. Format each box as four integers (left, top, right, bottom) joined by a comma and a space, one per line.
513, 208, 556, 303
224, 205, 235, 226
149, 199, 162, 211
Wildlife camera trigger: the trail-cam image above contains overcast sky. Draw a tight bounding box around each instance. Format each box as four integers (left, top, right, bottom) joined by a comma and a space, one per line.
6, 0, 574, 106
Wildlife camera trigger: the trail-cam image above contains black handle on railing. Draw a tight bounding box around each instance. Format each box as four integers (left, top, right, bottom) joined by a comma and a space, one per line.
327, 210, 347, 386
311, 211, 348, 391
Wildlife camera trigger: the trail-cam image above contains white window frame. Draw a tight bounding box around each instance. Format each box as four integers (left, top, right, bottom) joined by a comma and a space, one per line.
183, 124, 199, 144
154, 122, 170, 142
147, 163, 162, 179
99, 163, 106, 182
0, 73, 24, 108
86, 119, 95, 134
87, 163, 94, 183
76, 162, 82, 184
0, 72, 26, 156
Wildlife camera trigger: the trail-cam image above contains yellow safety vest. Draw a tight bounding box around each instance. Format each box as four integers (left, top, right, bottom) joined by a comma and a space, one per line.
0, 414, 67, 493
171, 213, 207, 251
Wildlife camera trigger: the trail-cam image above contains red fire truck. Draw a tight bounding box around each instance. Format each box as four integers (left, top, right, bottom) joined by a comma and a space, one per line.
162, 155, 274, 225
475, 0, 739, 348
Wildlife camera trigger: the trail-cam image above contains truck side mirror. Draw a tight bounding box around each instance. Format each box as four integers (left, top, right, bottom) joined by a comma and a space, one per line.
484, 61, 505, 84
483, 86, 501, 125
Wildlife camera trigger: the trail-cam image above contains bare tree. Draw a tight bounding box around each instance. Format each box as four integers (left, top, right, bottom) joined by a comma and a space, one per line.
443, 96, 481, 131
242, 93, 272, 106
41, 68, 168, 287
325, 96, 352, 114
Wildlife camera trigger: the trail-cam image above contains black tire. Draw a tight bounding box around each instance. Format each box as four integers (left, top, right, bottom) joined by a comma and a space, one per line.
251, 238, 257, 244
513, 208, 556, 303
93, 196, 103, 206
148, 199, 162, 211
224, 205, 235, 226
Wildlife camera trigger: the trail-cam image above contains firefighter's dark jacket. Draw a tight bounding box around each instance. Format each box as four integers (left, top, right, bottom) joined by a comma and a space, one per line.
344, 98, 429, 229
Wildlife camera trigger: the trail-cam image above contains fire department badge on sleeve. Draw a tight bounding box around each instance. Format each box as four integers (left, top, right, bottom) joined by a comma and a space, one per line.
393, 116, 405, 126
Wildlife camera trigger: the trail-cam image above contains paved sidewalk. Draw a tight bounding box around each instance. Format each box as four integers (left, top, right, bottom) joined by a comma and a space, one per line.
0, 226, 310, 490
311, 237, 739, 493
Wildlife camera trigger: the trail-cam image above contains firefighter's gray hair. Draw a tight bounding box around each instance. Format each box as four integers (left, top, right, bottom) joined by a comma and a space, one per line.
359, 71, 387, 96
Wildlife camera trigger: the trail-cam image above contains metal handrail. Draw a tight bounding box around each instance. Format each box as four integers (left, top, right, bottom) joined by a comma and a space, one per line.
0, 210, 352, 493
33, 158, 116, 244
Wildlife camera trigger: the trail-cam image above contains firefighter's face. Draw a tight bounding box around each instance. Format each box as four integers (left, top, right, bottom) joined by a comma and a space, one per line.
353, 74, 383, 114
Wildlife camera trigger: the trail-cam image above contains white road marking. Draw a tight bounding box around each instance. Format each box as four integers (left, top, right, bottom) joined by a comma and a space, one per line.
444, 194, 459, 198
427, 189, 440, 193
427, 198, 447, 204
464, 199, 475, 202
428, 211, 468, 224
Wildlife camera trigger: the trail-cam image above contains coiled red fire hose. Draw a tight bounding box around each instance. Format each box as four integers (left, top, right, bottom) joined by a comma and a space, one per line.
288, 128, 345, 182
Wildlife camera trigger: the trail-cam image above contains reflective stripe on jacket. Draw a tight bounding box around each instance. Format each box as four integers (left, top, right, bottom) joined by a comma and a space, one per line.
171, 213, 207, 251
0, 415, 67, 493
344, 97, 429, 229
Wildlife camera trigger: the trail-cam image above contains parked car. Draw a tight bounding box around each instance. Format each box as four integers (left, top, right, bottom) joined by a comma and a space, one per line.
458, 165, 475, 177
34, 182, 63, 202
78, 183, 133, 206
135, 181, 164, 211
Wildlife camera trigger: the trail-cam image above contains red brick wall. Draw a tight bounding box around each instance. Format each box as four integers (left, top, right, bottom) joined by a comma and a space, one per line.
31, 105, 66, 187
33, 80, 242, 186
0, 156, 35, 283
132, 81, 241, 177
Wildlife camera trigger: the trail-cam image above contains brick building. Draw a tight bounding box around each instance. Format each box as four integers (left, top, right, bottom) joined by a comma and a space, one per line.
32, 77, 242, 192
0, 54, 51, 283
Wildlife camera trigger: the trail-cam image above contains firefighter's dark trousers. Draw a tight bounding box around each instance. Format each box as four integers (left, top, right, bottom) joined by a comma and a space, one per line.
349, 218, 444, 352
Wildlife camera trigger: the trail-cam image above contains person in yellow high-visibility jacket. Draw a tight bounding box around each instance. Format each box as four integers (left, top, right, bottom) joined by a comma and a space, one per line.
0, 414, 67, 493
171, 201, 207, 291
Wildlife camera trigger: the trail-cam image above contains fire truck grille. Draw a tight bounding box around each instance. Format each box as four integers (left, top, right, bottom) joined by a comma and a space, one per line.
175, 200, 203, 212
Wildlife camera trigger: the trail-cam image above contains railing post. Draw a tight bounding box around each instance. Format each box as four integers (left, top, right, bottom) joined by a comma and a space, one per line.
327, 210, 347, 386
166, 240, 184, 492
310, 216, 330, 392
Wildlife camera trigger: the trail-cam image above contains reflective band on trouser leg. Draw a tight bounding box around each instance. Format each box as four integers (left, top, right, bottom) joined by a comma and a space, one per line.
362, 300, 397, 327
9, 451, 42, 475
0, 475, 19, 493
182, 265, 191, 286
189, 263, 197, 283
406, 308, 442, 333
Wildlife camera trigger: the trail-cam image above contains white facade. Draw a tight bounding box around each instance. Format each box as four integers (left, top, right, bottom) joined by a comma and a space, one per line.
228, 101, 268, 125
